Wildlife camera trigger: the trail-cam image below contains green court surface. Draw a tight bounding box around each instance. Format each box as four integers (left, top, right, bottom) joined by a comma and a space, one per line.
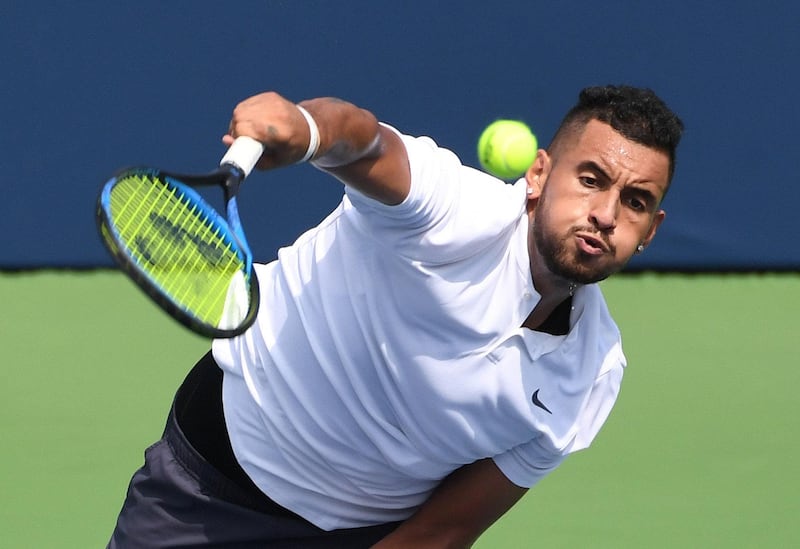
1, 271, 797, 548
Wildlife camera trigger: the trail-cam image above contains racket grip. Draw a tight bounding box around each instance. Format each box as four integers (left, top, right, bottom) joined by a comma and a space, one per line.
221, 136, 265, 177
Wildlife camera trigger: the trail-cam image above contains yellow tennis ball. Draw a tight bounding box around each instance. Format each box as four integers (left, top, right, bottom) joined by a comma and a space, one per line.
477, 120, 538, 179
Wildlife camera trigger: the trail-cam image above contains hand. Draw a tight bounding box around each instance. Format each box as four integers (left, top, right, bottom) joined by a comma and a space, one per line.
223, 91, 313, 170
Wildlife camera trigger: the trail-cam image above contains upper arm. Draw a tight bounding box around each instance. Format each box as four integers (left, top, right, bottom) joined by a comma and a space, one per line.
371, 458, 527, 549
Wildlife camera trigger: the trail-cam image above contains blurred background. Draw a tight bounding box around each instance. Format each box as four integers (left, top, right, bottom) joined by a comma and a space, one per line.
1, 2, 797, 547
2, 0, 798, 271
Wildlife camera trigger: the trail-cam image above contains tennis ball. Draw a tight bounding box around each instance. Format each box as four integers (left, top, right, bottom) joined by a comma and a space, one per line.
477, 120, 538, 179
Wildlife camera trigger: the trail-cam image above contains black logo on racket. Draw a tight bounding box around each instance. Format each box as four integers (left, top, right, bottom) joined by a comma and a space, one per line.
147, 212, 228, 264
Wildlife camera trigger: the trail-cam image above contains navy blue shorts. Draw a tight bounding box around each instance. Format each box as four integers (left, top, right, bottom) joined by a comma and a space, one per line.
107, 352, 400, 548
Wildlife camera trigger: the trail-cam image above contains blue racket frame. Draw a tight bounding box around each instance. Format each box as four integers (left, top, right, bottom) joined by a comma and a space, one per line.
96, 166, 260, 338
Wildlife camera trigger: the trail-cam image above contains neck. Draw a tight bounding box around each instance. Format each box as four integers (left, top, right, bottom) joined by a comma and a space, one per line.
522, 249, 579, 330
528, 246, 579, 303
526, 207, 580, 303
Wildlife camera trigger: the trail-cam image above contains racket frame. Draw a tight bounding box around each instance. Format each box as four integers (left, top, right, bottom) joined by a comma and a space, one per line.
96, 165, 260, 338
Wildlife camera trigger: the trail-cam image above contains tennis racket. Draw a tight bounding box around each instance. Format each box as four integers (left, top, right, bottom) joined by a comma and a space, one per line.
96, 137, 265, 338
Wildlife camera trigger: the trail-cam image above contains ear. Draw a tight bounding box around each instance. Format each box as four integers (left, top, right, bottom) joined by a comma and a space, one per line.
641, 209, 666, 249
524, 149, 550, 200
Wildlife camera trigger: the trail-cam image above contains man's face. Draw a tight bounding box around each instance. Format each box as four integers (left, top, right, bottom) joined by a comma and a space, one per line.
528, 120, 671, 285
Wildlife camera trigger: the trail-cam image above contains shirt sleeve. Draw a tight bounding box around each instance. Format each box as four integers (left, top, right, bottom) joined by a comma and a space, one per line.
492, 437, 566, 489
493, 360, 625, 488
343, 125, 527, 264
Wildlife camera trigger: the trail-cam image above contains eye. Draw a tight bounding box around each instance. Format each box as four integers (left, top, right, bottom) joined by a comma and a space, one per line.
627, 196, 646, 211
622, 190, 655, 213
579, 176, 598, 187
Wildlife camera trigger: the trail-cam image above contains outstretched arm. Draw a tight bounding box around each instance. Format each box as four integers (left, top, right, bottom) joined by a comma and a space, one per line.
372, 458, 528, 549
224, 92, 410, 205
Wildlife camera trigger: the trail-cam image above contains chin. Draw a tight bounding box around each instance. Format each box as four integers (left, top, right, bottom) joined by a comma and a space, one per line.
549, 255, 617, 285
534, 224, 622, 285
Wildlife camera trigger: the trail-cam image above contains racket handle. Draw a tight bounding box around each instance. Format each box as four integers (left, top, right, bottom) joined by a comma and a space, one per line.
220, 136, 264, 177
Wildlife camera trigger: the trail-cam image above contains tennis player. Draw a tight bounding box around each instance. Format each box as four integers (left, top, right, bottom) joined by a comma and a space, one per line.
108, 85, 683, 548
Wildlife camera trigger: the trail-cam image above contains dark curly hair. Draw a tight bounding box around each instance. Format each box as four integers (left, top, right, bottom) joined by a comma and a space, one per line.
550, 85, 684, 182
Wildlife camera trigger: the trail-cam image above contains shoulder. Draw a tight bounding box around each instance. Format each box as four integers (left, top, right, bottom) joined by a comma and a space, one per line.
348, 124, 525, 216
344, 127, 528, 261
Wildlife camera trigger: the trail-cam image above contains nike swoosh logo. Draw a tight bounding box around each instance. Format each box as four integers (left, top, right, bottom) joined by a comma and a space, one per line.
531, 389, 552, 414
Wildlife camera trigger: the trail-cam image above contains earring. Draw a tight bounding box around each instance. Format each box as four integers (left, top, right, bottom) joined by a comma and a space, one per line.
636, 244, 644, 253
527, 188, 534, 195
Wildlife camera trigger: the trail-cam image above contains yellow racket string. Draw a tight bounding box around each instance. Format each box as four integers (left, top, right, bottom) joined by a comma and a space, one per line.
108, 174, 245, 326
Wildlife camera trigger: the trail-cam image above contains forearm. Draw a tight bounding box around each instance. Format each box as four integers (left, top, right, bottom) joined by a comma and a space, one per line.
301, 97, 409, 204
372, 458, 527, 549
298, 97, 381, 168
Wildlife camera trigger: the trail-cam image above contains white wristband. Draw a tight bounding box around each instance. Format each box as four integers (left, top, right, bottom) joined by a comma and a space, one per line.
296, 105, 320, 163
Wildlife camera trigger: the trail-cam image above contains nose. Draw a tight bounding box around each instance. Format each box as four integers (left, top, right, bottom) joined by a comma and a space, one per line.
589, 193, 618, 231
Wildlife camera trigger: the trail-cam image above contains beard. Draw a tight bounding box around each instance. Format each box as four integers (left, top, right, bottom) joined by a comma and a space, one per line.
532, 200, 619, 285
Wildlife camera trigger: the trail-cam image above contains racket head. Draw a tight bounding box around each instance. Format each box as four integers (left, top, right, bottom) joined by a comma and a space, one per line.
96, 167, 259, 338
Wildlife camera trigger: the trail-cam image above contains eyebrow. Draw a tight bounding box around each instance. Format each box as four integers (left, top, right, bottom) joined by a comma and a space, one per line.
577, 160, 612, 181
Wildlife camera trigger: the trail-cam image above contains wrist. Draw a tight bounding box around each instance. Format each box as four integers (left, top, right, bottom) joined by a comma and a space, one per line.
295, 104, 320, 163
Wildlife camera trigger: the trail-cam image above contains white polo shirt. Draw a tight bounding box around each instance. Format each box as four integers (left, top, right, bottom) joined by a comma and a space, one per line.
213, 127, 625, 530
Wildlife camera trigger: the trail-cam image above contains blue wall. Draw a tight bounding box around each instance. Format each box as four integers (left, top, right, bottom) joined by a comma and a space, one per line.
2, 1, 798, 270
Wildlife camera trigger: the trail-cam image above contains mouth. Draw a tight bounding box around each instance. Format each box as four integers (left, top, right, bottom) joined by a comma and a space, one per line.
574, 232, 610, 255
